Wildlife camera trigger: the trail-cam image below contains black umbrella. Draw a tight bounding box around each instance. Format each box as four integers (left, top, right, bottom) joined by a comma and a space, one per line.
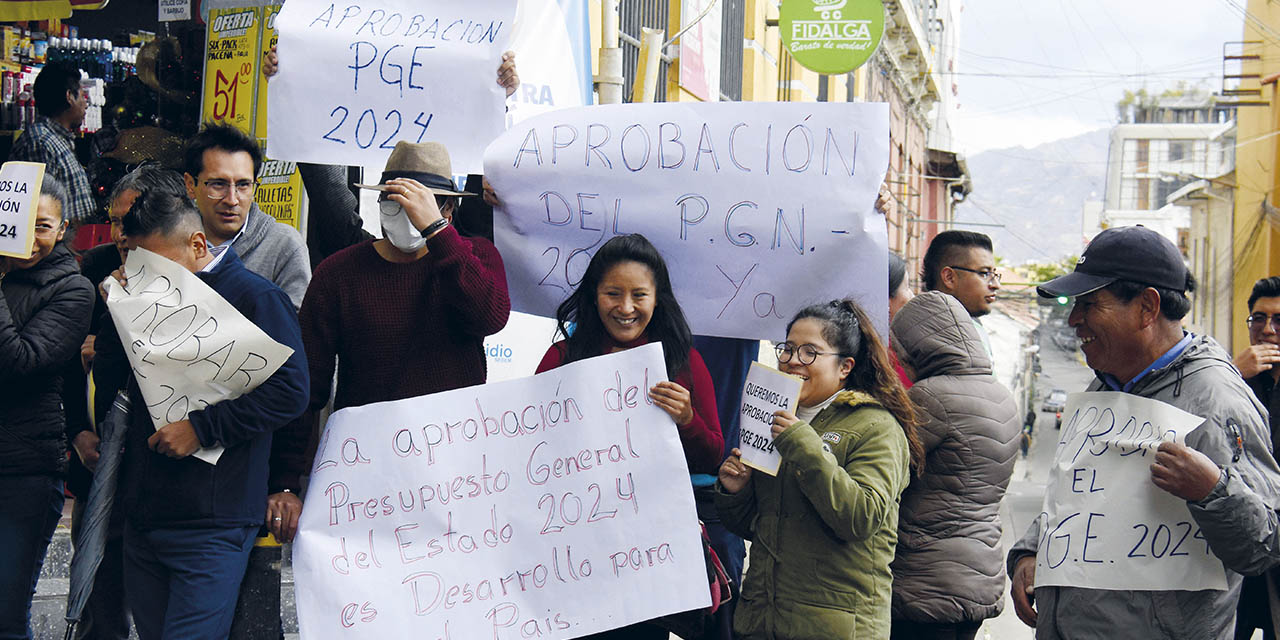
64, 390, 131, 640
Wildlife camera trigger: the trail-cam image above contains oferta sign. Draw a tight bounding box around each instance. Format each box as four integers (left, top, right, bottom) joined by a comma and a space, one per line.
779, 0, 885, 74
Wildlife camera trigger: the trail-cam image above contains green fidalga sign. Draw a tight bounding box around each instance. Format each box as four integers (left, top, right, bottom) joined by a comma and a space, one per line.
779, 0, 885, 75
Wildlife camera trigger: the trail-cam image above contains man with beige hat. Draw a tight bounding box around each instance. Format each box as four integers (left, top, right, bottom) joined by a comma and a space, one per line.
296, 138, 511, 436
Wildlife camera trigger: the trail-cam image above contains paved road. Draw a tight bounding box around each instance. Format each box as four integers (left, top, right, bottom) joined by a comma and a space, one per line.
980, 328, 1094, 639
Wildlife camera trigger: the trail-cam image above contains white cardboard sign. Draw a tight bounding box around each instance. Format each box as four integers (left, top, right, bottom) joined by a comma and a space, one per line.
1034, 391, 1226, 591
738, 362, 802, 475
293, 343, 709, 639
267, 0, 515, 173
103, 248, 294, 465
0, 162, 45, 259
483, 102, 891, 341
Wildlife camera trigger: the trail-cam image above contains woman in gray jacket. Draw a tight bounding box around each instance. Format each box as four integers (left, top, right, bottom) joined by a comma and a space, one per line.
888, 291, 1022, 640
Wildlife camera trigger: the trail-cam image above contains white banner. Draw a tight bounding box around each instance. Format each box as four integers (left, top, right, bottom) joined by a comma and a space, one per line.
1034, 391, 1226, 591
293, 343, 709, 638
103, 248, 294, 465
267, 0, 515, 173
738, 362, 801, 475
0, 162, 45, 259
505, 0, 591, 126
484, 102, 891, 341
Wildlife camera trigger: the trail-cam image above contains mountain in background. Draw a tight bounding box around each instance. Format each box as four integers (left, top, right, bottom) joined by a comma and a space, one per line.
954, 128, 1110, 265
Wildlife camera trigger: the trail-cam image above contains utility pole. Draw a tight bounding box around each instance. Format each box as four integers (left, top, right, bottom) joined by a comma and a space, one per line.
595, 0, 623, 104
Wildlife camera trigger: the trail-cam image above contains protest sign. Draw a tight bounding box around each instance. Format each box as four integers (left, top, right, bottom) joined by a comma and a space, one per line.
1034, 391, 1226, 591
484, 102, 891, 341
267, 0, 515, 173
293, 343, 709, 639
738, 362, 801, 475
0, 161, 45, 259
103, 248, 294, 465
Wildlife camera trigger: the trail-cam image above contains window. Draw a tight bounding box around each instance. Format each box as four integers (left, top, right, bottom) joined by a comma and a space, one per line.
1168, 140, 1190, 162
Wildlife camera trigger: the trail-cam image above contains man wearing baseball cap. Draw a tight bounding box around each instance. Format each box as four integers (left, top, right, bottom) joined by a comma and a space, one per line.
1006, 226, 1280, 639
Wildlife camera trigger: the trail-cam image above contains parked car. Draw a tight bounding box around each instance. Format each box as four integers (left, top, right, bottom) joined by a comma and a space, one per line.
1042, 388, 1067, 413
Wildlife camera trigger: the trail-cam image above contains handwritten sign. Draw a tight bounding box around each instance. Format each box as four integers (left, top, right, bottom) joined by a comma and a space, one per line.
103, 248, 294, 465
0, 161, 44, 259
483, 102, 891, 341
202, 7, 262, 134
738, 362, 801, 475
293, 343, 709, 638
266, 0, 515, 173
1034, 391, 1226, 591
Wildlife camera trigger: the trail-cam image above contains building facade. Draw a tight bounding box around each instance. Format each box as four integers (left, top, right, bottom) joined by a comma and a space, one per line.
1231, 0, 1280, 353
1099, 93, 1234, 252
592, 0, 968, 286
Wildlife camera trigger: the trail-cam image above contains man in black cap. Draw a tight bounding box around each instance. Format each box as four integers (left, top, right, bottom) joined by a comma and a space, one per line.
1005, 226, 1280, 640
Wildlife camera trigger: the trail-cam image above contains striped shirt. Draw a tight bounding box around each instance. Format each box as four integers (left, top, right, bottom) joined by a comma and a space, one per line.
10, 116, 96, 224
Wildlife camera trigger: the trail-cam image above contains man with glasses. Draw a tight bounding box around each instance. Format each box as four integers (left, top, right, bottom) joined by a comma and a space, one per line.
920, 230, 1001, 354
182, 123, 310, 308
1233, 275, 1280, 640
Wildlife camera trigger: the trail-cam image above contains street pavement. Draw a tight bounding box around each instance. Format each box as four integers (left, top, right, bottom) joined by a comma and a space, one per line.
980, 326, 1094, 639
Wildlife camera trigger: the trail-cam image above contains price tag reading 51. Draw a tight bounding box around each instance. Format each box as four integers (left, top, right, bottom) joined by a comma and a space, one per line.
202, 7, 262, 134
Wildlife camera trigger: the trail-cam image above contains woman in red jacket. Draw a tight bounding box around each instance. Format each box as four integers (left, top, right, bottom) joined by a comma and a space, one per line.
536, 233, 723, 478
535, 234, 723, 640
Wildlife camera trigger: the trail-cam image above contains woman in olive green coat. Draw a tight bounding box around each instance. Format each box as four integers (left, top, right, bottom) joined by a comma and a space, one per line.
716, 300, 924, 640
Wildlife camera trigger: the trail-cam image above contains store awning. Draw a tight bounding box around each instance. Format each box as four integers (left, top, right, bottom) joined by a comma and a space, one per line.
0, 0, 72, 20
0, 0, 108, 21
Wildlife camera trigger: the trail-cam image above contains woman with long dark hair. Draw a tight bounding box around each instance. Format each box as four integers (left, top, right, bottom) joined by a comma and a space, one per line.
716, 299, 923, 640
534, 233, 724, 639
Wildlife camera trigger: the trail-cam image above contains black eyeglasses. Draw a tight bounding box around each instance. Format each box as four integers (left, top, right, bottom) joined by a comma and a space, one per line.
948, 265, 1002, 283
1247, 313, 1280, 333
775, 342, 846, 365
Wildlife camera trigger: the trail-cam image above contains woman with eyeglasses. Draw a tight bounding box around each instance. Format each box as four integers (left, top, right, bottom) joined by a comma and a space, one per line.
0, 176, 95, 639
716, 299, 923, 640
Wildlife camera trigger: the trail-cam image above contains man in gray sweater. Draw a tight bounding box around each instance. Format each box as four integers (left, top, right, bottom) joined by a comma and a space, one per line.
182, 124, 310, 309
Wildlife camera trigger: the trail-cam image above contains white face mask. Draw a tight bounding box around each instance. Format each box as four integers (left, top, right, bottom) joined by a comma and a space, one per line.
379, 199, 425, 253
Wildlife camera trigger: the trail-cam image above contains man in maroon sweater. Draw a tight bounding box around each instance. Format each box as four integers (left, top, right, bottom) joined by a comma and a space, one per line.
297, 140, 511, 447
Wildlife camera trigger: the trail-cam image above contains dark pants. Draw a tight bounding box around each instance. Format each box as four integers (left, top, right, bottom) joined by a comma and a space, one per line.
890, 620, 982, 640
1236, 574, 1278, 640
123, 523, 256, 640
69, 498, 130, 640
0, 475, 64, 640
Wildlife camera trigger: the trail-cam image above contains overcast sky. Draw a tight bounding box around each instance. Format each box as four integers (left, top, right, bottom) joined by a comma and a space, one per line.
951, 0, 1245, 154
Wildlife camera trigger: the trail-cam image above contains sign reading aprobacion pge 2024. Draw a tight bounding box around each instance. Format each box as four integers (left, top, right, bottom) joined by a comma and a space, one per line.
780, 0, 885, 75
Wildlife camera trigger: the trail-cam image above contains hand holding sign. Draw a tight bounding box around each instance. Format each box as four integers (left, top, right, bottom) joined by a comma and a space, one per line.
148, 419, 202, 458
1151, 441, 1222, 502
718, 448, 753, 494
1034, 391, 1225, 591
104, 248, 294, 465
737, 363, 803, 475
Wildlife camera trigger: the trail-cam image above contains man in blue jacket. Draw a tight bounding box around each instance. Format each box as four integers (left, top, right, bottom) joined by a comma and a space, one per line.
94, 190, 309, 640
